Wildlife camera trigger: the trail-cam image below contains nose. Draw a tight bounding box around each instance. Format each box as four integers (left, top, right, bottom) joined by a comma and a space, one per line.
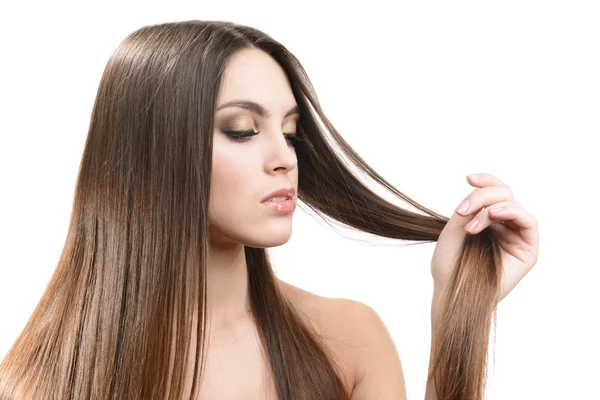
263, 127, 298, 173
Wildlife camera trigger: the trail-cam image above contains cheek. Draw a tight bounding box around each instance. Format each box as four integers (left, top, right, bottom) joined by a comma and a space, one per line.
209, 152, 256, 224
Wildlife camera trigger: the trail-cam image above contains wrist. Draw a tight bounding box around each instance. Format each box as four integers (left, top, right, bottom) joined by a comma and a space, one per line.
430, 289, 444, 318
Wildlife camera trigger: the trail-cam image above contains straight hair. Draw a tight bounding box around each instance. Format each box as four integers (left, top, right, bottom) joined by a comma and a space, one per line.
0, 20, 502, 400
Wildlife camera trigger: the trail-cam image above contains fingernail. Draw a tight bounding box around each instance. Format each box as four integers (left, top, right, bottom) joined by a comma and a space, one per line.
465, 218, 479, 231
457, 199, 470, 214
468, 174, 482, 180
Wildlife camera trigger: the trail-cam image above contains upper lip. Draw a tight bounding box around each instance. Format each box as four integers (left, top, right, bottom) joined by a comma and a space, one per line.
261, 186, 296, 203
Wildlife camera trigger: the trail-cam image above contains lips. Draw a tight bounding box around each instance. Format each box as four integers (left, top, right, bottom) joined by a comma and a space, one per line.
261, 187, 296, 203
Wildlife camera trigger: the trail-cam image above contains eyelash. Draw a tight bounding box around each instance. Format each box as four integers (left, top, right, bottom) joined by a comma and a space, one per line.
222, 129, 306, 146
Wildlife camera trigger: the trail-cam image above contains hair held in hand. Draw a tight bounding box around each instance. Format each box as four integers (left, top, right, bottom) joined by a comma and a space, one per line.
0, 20, 503, 400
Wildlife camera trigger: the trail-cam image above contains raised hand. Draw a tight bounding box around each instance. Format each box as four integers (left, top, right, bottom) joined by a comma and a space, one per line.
431, 173, 539, 302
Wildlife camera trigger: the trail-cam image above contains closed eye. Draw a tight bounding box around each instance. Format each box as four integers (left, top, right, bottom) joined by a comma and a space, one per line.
222, 129, 306, 146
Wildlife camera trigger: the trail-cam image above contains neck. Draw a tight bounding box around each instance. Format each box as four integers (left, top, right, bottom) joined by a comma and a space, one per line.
206, 242, 251, 327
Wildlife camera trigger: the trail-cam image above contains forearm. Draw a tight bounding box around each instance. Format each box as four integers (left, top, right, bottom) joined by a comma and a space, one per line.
424, 291, 443, 400
424, 342, 438, 400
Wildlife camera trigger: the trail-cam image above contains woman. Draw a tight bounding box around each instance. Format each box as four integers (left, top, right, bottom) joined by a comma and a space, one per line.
0, 20, 539, 400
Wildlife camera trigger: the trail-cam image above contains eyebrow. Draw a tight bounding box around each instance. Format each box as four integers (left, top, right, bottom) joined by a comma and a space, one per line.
216, 100, 299, 119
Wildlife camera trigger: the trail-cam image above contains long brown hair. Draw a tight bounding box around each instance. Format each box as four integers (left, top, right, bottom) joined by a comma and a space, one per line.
0, 20, 502, 400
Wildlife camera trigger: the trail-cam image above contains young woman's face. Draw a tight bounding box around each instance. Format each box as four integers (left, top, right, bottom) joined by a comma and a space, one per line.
209, 48, 299, 248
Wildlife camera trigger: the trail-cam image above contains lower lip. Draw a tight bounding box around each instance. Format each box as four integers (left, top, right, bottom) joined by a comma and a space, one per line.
261, 198, 296, 213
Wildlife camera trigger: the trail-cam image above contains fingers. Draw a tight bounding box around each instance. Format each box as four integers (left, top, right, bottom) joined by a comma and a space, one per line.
452, 172, 539, 270
488, 203, 539, 249
447, 173, 512, 232
466, 173, 506, 188
464, 200, 519, 234
450, 172, 532, 235
455, 185, 515, 216
465, 200, 539, 248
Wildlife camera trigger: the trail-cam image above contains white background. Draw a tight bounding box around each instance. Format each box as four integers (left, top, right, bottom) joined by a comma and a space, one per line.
0, 1, 598, 399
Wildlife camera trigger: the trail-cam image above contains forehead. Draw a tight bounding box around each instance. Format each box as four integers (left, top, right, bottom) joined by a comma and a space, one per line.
217, 48, 296, 110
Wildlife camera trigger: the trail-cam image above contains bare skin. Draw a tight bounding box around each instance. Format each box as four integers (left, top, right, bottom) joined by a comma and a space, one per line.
191, 46, 353, 398
186, 48, 407, 399
187, 44, 539, 400
194, 279, 358, 399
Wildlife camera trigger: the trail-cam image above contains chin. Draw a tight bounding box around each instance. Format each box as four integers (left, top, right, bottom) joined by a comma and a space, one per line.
241, 228, 293, 249
209, 216, 294, 248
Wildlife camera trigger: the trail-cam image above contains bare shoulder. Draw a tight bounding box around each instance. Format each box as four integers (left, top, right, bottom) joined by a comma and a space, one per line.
276, 279, 407, 399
